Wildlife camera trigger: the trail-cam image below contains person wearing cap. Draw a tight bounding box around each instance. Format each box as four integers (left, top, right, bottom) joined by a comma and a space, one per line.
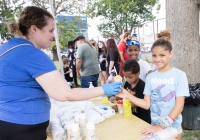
126, 39, 152, 81
132, 33, 142, 59
74, 35, 99, 88
117, 32, 131, 77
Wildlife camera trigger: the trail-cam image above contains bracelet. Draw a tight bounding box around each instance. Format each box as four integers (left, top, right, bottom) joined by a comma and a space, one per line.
158, 124, 164, 130
168, 115, 174, 121
158, 116, 174, 129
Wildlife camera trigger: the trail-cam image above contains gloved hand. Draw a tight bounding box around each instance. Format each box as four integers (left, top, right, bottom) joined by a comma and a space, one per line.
102, 82, 123, 96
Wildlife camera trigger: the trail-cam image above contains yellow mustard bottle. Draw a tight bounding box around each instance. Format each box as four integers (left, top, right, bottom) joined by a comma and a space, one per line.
123, 99, 132, 118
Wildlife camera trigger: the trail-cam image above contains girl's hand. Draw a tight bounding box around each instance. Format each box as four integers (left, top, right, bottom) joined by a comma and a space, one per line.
109, 69, 115, 74
141, 125, 163, 136
116, 87, 131, 99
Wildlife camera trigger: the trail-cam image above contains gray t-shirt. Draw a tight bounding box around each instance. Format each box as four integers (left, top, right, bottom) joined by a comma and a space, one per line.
76, 43, 99, 76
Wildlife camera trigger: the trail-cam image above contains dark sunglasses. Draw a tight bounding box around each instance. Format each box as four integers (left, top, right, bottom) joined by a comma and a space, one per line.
126, 40, 140, 47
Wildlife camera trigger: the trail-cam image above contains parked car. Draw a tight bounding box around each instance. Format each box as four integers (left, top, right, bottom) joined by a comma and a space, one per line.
61, 49, 69, 59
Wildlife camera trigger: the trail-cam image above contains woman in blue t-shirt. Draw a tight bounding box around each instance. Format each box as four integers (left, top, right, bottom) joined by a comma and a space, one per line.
0, 6, 122, 140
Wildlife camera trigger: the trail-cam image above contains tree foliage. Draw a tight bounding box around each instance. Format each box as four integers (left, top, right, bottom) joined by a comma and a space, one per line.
0, 0, 24, 42
57, 18, 80, 48
0, 0, 86, 61
85, 0, 159, 39
31, 0, 87, 60
31, 0, 86, 15
31, 0, 86, 47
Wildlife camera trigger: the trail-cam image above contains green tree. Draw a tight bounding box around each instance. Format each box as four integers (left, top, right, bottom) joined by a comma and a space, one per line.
0, 0, 24, 42
31, 0, 87, 61
85, 0, 159, 39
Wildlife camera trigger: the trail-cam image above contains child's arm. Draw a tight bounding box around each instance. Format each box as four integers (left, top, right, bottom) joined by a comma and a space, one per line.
168, 96, 185, 120
117, 87, 151, 110
64, 68, 72, 74
141, 97, 185, 136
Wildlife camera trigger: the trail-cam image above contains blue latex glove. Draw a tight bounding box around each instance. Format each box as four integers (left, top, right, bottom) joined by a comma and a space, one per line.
102, 82, 123, 96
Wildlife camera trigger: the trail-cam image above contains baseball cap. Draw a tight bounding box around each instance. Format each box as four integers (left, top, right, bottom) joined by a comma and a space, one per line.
132, 33, 137, 37
73, 35, 85, 43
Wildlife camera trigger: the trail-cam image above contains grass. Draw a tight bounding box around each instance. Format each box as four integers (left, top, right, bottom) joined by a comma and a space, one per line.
182, 130, 200, 140
53, 60, 200, 139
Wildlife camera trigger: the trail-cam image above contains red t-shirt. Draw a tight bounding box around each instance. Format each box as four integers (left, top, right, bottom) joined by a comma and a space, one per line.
117, 41, 129, 61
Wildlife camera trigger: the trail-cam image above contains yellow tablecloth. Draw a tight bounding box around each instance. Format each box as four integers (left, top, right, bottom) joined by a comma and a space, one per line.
46, 97, 177, 140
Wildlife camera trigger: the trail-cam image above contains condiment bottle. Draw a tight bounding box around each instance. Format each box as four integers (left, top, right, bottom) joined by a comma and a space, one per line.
123, 99, 132, 118
89, 82, 94, 88
117, 100, 123, 114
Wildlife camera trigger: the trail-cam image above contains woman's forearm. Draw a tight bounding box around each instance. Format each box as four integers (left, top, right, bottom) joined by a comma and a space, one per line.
109, 61, 115, 74
69, 87, 104, 101
36, 70, 104, 101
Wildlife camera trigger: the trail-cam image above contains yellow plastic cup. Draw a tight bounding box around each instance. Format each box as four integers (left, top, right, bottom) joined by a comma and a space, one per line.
123, 99, 132, 118
102, 96, 109, 104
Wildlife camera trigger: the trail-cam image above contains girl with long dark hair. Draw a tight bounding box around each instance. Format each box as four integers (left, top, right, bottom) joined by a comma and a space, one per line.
97, 41, 107, 85
106, 39, 120, 76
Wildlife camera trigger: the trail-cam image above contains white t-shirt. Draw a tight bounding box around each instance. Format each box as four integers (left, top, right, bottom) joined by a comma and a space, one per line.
138, 59, 152, 81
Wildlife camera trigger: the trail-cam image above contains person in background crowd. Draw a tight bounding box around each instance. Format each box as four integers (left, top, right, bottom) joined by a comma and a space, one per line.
62, 58, 76, 88
74, 35, 99, 88
132, 33, 142, 59
67, 41, 79, 87
118, 32, 131, 77
118, 29, 190, 140
97, 41, 107, 85
119, 29, 128, 40
0, 6, 122, 140
89, 41, 95, 47
126, 40, 152, 82
106, 38, 120, 76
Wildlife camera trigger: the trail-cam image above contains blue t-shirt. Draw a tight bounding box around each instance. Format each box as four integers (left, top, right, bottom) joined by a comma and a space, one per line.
144, 67, 190, 128
0, 38, 56, 124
